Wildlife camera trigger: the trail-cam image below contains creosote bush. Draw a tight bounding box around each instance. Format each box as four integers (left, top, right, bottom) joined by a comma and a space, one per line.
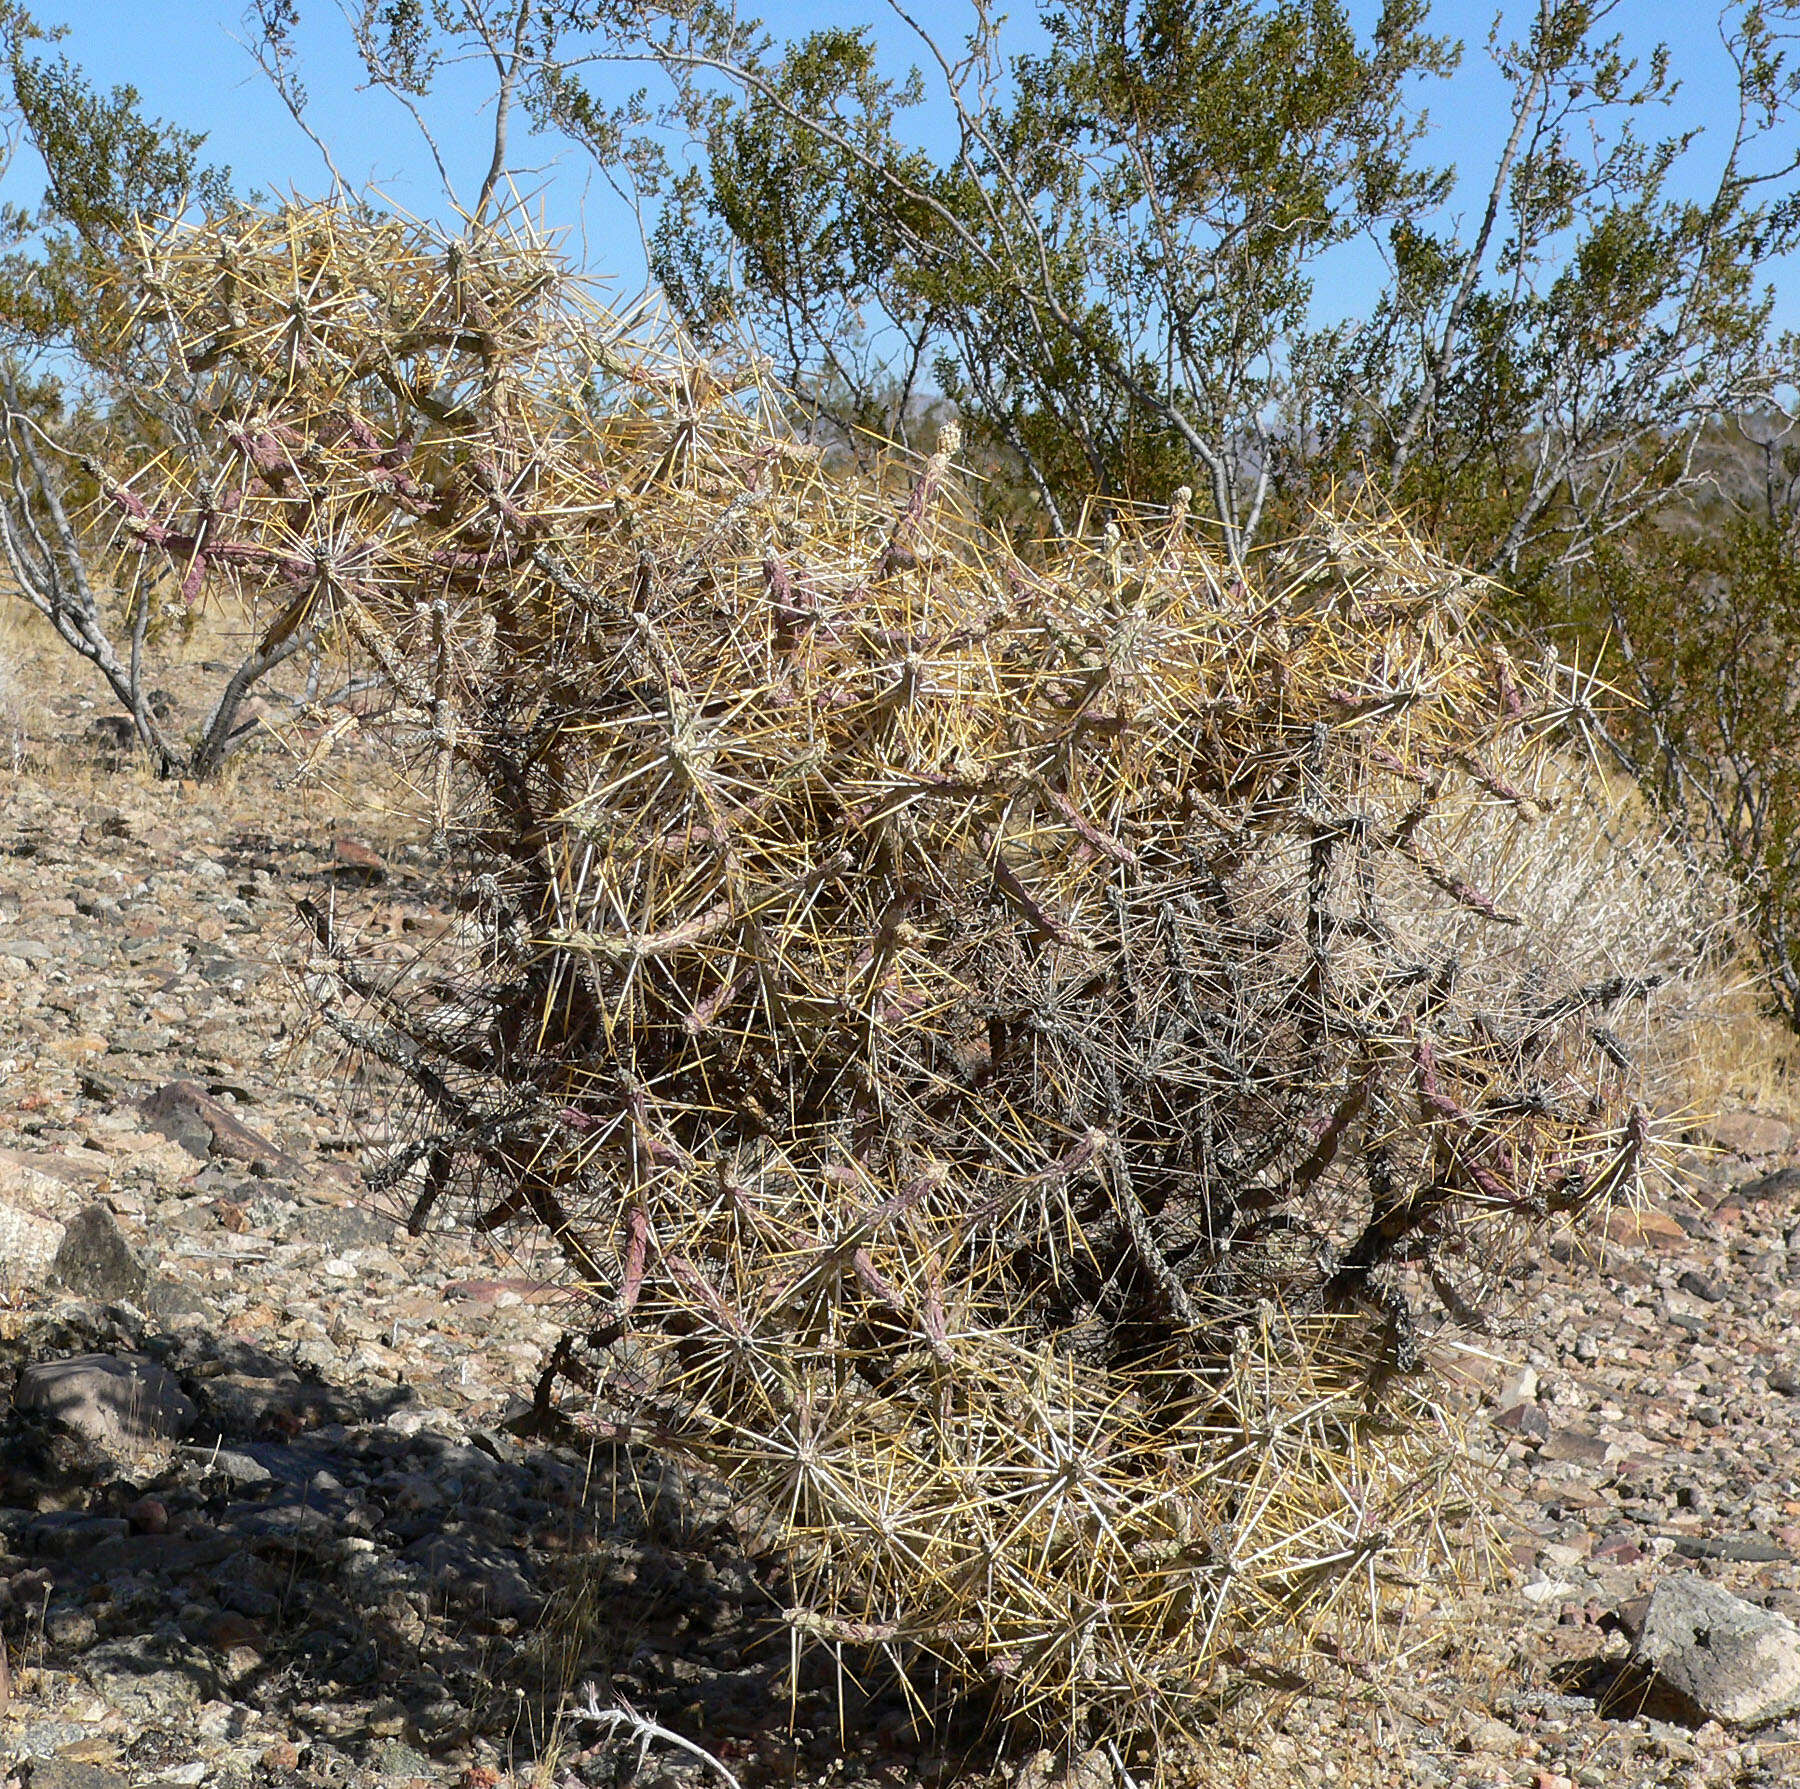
103, 202, 1690, 1769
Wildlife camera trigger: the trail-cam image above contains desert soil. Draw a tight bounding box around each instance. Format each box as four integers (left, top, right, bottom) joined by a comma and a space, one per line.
5, 635, 1800, 1789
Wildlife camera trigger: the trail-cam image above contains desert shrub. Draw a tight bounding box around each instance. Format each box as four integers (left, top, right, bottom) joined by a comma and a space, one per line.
1572, 510, 1800, 1034
105, 202, 1688, 1768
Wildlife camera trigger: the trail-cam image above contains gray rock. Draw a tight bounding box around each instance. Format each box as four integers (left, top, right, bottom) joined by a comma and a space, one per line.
401, 1531, 541, 1619
79, 1633, 214, 1719
1677, 1269, 1727, 1304
23, 1512, 131, 1557
178, 1443, 275, 1485
53, 1204, 149, 1301
373, 1740, 433, 1779
291, 1200, 391, 1249
15, 1352, 196, 1449
1633, 1572, 1800, 1726
17, 1761, 128, 1789
10, 1720, 106, 1760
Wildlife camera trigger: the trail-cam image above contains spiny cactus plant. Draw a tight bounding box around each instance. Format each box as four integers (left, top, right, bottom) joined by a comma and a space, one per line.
99, 201, 1690, 1768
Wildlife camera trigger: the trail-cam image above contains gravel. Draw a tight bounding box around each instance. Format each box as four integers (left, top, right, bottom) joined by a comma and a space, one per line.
7, 642, 1800, 1788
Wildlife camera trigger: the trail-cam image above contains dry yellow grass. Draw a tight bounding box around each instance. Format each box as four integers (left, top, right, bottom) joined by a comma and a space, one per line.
1674, 978, 1800, 1122
0, 597, 51, 767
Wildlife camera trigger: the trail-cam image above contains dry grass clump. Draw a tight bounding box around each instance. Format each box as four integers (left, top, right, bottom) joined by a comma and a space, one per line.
1677, 981, 1800, 1127
1466, 755, 1793, 1128
0, 607, 41, 770
1430, 757, 1740, 1113
98, 202, 1689, 1768
0, 658, 22, 772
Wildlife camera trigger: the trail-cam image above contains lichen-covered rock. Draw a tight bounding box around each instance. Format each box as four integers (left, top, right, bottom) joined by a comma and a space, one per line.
1634, 1573, 1800, 1727
52, 1205, 148, 1303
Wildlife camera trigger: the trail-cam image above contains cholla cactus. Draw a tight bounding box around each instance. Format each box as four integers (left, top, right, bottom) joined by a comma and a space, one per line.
104, 202, 1685, 1767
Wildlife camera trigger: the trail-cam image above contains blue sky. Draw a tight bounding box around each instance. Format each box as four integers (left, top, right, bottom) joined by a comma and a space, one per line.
16, 0, 1800, 335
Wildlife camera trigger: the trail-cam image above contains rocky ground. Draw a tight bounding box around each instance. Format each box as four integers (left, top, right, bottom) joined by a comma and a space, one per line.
7, 636, 1800, 1789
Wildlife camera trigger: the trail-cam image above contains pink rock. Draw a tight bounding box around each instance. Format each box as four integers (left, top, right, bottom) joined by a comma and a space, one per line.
126, 1496, 169, 1535
205, 1610, 266, 1653
443, 1276, 564, 1305
1696, 1112, 1795, 1159
138, 1080, 298, 1176
1603, 1205, 1688, 1248
0, 1200, 65, 1279
331, 835, 388, 879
